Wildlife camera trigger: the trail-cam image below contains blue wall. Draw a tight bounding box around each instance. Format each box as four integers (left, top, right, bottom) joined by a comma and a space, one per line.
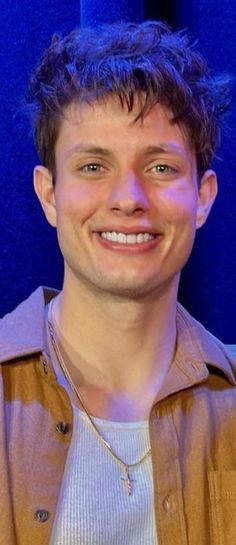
0, 0, 235, 342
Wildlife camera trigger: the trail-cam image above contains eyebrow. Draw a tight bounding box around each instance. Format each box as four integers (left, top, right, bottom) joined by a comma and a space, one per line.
144, 144, 188, 157
65, 145, 114, 159
65, 143, 187, 159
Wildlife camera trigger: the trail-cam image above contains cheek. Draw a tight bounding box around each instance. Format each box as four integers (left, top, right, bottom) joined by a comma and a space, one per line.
158, 189, 198, 228
161, 192, 199, 267
55, 184, 100, 227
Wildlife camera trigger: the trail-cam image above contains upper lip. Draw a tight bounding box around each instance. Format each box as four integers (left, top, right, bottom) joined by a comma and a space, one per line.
93, 226, 160, 235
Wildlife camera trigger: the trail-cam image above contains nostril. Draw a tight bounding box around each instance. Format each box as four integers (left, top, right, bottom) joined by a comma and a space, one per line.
111, 208, 146, 217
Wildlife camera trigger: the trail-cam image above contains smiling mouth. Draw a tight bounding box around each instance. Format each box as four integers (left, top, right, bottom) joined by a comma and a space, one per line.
98, 231, 157, 244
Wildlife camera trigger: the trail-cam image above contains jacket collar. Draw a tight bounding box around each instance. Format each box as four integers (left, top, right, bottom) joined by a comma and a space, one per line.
0, 287, 235, 393
0, 286, 58, 362
157, 303, 236, 401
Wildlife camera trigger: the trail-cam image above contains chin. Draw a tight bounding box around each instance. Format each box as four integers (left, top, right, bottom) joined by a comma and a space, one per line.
91, 276, 164, 301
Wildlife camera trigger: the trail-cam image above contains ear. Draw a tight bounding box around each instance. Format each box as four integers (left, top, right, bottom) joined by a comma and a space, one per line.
196, 169, 218, 229
33, 165, 57, 228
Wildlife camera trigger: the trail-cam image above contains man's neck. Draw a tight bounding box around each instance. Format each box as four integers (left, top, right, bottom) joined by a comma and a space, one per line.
51, 275, 178, 412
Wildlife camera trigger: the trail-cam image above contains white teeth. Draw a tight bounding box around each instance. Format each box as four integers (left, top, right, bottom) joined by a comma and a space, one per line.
100, 231, 155, 244
117, 233, 127, 243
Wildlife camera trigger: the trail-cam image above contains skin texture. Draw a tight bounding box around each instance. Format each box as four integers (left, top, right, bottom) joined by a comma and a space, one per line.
34, 97, 217, 420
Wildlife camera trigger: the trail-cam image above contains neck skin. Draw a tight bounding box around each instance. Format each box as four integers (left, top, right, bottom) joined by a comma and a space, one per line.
51, 269, 178, 420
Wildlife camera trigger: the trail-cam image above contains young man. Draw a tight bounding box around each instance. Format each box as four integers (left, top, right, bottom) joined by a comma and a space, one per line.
0, 20, 235, 545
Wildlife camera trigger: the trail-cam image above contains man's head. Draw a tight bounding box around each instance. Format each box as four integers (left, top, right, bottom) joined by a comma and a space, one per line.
30, 21, 230, 300
28, 20, 231, 180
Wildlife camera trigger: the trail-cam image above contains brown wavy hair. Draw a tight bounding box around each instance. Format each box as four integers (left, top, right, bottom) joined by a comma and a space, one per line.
27, 20, 231, 178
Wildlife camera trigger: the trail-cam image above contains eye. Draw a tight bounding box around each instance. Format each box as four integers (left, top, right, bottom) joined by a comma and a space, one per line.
79, 163, 104, 173
150, 164, 176, 174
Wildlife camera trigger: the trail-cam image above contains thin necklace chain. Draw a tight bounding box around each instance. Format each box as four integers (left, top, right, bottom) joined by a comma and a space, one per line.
47, 299, 151, 495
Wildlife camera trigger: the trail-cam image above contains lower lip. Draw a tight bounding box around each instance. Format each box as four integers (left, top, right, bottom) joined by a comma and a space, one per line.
94, 233, 162, 253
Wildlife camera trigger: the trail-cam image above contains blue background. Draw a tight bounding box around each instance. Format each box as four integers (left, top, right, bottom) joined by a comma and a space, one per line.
0, 0, 235, 342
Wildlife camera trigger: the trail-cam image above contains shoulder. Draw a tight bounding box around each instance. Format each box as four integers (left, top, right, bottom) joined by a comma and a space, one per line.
176, 302, 236, 384
226, 344, 236, 356
0, 286, 59, 364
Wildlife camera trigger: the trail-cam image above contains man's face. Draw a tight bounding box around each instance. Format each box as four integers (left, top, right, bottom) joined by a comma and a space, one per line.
35, 97, 217, 300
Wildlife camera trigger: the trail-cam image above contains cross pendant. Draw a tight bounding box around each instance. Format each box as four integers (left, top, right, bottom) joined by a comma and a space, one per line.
121, 466, 132, 496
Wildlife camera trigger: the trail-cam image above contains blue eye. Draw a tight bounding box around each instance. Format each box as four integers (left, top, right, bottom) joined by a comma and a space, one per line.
81, 163, 102, 172
152, 164, 173, 173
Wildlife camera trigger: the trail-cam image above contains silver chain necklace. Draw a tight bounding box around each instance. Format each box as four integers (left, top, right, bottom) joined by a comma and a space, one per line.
47, 299, 151, 496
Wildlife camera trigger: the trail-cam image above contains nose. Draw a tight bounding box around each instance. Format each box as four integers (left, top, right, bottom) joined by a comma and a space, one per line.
108, 170, 149, 216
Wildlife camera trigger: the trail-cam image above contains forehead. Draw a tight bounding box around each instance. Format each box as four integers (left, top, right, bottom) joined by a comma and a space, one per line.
55, 96, 193, 161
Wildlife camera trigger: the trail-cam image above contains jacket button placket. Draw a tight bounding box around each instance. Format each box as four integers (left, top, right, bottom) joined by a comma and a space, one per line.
34, 509, 50, 523
56, 421, 70, 435
150, 406, 188, 545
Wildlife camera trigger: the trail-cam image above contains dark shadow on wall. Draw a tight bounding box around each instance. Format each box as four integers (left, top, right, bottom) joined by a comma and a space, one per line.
144, 0, 174, 25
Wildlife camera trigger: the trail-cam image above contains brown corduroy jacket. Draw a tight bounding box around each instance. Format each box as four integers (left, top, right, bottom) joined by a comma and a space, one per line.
0, 286, 236, 545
